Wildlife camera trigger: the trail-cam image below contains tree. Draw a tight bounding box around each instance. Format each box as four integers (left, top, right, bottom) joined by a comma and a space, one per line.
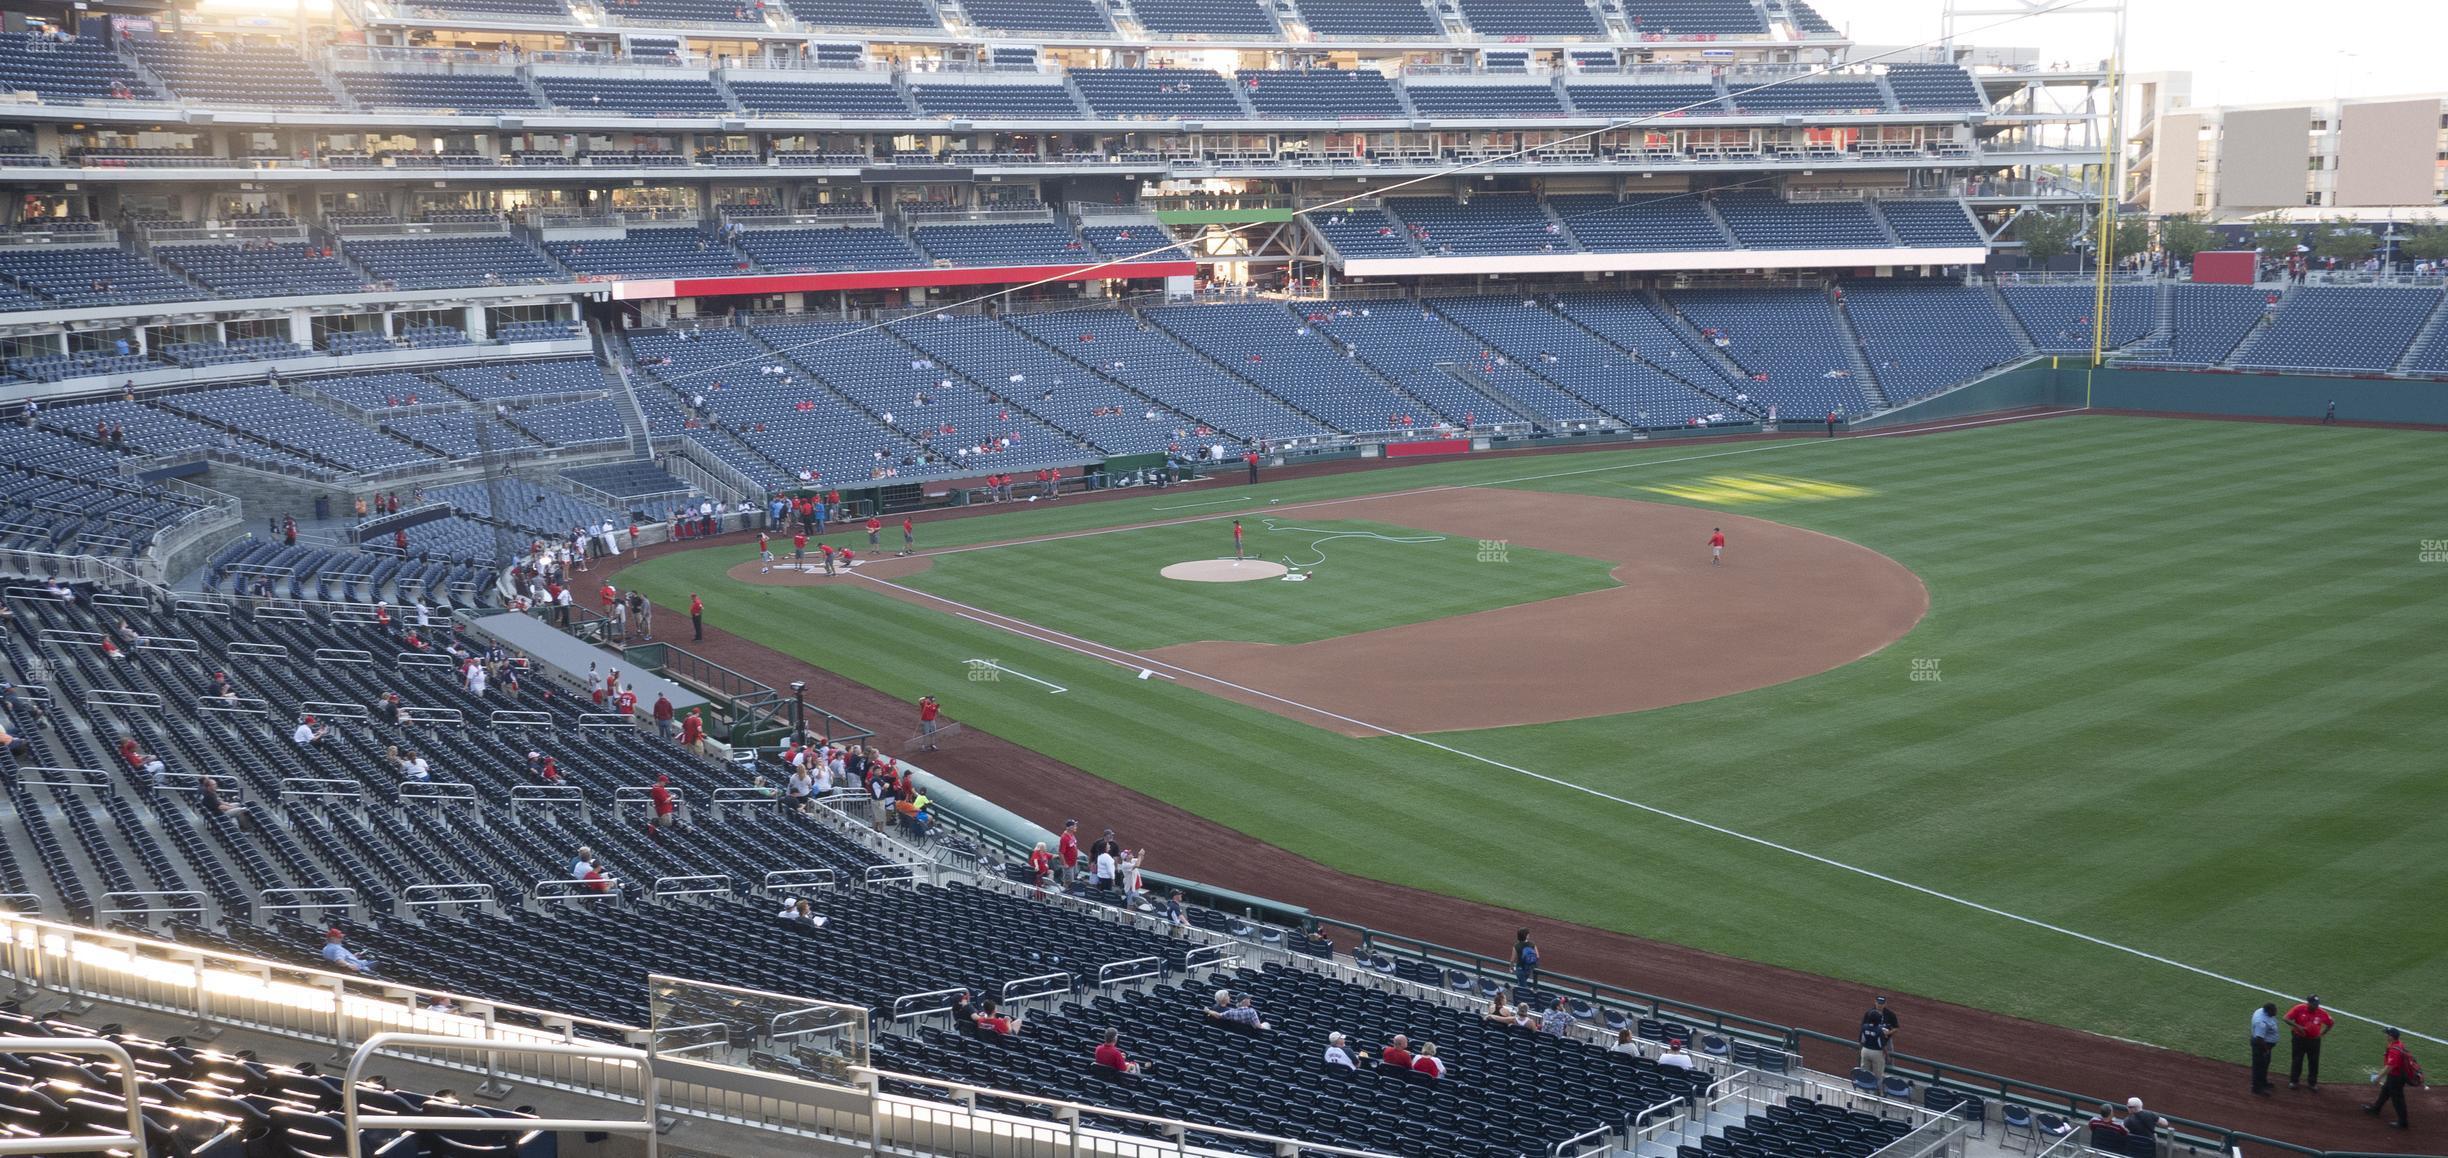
2403, 219, 2448, 263
2111, 216, 2152, 263
2249, 214, 2303, 260
2157, 213, 2222, 263
2311, 220, 2376, 265
2015, 210, 2084, 265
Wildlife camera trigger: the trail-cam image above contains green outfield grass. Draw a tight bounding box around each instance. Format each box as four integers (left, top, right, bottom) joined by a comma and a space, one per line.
620, 416, 2448, 1062
897, 517, 1617, 649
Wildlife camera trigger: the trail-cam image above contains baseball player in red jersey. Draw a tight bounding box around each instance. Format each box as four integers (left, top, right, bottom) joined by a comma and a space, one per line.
1709, 528, 1726, 565
1233, 520, 1244, 561
792, 530, 808, 570
757, 531, 772, 573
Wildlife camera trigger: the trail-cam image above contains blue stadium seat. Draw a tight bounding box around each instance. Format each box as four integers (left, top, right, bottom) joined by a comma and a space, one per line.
1070, 69, 1248, 119
1235, 70, 1403, 118
1838, 281, 2027, 402
2233, 286, 2442, 373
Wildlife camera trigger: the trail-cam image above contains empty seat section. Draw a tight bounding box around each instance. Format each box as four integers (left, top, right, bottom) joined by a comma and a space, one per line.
1553, 291, 1747, 391
1310, 208, 1423, 258
1308, 306, 1536, 426
155, 244, 367, 297
0, 33, 159, 101
1080, 225, 1189, 262
1137, 0, 1280, 35
887, 313, 1179, 455
126, 36, 340, 106
1999, 284, 2160, 353
1562, 81, 1724, 116
1235, 70, 1403, 118
1875, 201, 1983, 247
387, 412, 540, 458
512, 398, 631, 446
2135, 283, 2273, 366
1386, 194, 1565, 256
1290, 0, 1444, 36
1403, 82, 1563, 117
759, 320, 1078, 472
960, 0, 1111, 30
2233, 286, 2441, 372
430, 357, 612, 402
736, 227, 928, 271
1435, 296, 1714, 425
0, 247, 192, 307
1884, 63, 1986, 111
1724, 78, 1886, 114
545, 228, 744, 277
1666, 287, 1871, 414
910, 222, 1094, 266
1622, 0, 1765, 34
729, 79, 915, 115
1452, 0, 1603, 36
165, 385, 439, 473
1070, 69, 1247, 118
1711, 192, 1890, 249
1010, 309, 1329, 442
1838, 281, 2027, 402
790, 0, 944, 27
411, 0, 571, 13
337, 70, 539, 110
344, 235, 565, 289
909, 82, 1085, 118
614, 0, 774, 21
1548, 193, 1731, 251
1149, 302, 1417, 431
534, 74, 730, 114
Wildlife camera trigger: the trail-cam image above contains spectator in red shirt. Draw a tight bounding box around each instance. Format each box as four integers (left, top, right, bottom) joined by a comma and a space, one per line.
1028, 842, 1053, 895
2285, 994, 2334, 1089
1093, 1029, 1144, 1074
971, 999, 1020, 1036
900, 516, 915, 557
688, 593, 704, 641
598, 584, 617, 614
864, 516, 883, 549
615, 684, 639, 717
1378, 1034, 1414, 1070
118, 735, 164, 781
917, 695, 940, 750
652, 692, 675, 738
648, 774, 676, 833
2364, 1028, 2420, 1127
680, 708, 704, 753
1411, 1042, 1447, 1079
1058, 820, 1081, 883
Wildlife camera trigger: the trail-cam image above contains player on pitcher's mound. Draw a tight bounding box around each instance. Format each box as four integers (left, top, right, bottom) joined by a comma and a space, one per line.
1233, 519, 1244, 562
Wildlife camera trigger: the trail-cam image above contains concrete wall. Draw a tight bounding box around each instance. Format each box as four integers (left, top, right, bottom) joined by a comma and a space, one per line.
2088, 367, 2448, 425
2335, 98, 2444, 208
2215, 106, 2313, 212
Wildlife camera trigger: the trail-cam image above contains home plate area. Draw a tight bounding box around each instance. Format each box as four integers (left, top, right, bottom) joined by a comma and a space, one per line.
1160, 559, 1291, 582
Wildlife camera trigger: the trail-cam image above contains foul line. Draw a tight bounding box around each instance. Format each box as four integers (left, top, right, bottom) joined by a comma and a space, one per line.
961, 658, 1065, 694
899, 409, 2087, 566
869, 554, 2438, 1047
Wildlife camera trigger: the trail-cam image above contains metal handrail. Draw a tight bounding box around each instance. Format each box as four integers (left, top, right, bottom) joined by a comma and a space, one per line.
260, 887, 358, 917
343, 1032, 657, 1158
763, 868, 836, 892
402, 883, 497, 909
1096, 956, 1161, 987
651, 875, 731, 899
99, 890, 206, 918
529, 877, 619, 902
0, 1037, 146, 1156
862, 863, 920, 885
397, 781, 477, 803
890, 986, 969, 1021
998, 971, 1071, 1004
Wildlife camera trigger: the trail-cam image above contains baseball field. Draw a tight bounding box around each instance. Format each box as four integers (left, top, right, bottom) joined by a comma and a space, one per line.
617, 413, 2448, 1068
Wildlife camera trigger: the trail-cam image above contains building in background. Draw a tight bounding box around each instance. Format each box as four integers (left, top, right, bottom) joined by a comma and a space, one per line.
2128, 73, 2448, 220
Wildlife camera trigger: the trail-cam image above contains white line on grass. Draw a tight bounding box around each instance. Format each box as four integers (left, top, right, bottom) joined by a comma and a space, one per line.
907, 409, 2087, 565
960, 657, 1066, 694
866, 561, 2440, 1047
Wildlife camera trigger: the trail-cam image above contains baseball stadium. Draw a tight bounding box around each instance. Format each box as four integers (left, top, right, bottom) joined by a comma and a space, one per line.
0, 0, 2437, 1154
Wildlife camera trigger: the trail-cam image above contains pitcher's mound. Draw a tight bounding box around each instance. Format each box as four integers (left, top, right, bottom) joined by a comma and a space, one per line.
1162, 559, 1288, 583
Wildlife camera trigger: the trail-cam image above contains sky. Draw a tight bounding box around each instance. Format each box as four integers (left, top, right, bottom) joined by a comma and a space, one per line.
1838, 0, 2448, 108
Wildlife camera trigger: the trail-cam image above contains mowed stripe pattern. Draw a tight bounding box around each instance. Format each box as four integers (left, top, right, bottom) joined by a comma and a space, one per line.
618, 417, 2448, 1061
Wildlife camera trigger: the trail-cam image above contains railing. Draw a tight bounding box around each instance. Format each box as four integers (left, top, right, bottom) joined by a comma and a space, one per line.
343, 1032, 659, 1158
763, 868, 837, 892
652, 874, 733, 899
890, 986, 968, 1022
260, 886, 359, 918
402, 883, 497, 910
0, 1037, 146, 1156
1096, 956, 1162, 987
998, 971, 1072, 1004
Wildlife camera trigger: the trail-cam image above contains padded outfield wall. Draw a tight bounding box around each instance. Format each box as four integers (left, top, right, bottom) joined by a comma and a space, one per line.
1862, 359, 2448, 428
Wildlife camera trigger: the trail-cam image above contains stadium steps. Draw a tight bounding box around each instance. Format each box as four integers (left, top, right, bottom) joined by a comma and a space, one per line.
1543, 299, 1751, 414
1648, 289, 1759, 382
1439, 362, 1556, 428
1129, 306, 1340, 428
1981, 280, 2041, 354
2391, 290, 2448, 374
1826, 290, 1889, 409
1426, 300, 1638, 427
1699, 199, 1741, 250
2218, 290, 2289, 367
593, 324, 656, 458
2130, 280, 2177, 354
